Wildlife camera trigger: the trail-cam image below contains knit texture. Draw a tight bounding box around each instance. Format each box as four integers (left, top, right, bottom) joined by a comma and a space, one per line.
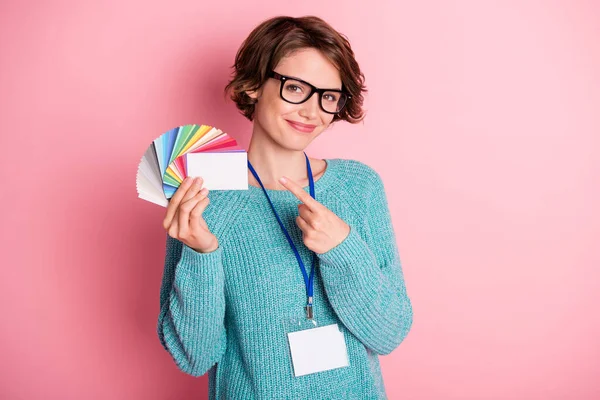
157, 158, 413, 400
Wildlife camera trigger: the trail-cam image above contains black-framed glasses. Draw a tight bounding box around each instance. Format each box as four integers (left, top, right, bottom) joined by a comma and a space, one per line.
268, 70, 351, 114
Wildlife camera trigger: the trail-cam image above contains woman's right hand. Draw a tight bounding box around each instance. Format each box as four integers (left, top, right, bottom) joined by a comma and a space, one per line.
163, 176, 219, 253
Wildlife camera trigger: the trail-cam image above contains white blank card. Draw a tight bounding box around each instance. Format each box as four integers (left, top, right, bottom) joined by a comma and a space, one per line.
185, 152, 248, 191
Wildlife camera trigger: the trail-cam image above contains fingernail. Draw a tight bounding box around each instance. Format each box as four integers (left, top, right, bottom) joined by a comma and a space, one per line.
279, 177, 287, 184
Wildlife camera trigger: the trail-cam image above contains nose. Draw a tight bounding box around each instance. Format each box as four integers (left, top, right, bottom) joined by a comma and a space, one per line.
298, 91, 321, 119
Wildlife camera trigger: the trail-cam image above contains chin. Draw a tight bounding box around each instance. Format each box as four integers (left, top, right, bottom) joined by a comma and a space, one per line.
277, 139, 309, 152
290, 130, 320, 146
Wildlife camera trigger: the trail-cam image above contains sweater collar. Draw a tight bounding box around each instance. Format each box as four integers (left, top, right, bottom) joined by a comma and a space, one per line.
245, 158, 338, 203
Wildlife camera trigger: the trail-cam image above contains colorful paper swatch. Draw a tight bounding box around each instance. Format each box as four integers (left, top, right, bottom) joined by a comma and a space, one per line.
136, 124, 248, 207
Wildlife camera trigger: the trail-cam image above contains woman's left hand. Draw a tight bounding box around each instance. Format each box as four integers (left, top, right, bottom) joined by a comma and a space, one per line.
279, 176, 350, 254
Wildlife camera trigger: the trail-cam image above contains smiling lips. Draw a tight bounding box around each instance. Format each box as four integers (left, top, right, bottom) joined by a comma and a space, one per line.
286, 119, 316, 133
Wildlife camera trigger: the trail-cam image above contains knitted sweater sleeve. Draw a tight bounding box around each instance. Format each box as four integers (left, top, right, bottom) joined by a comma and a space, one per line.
157, 234, 227, 376
317, 169, 413, 355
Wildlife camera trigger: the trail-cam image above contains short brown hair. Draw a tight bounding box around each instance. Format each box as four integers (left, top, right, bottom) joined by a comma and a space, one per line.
223, 16, 367, 124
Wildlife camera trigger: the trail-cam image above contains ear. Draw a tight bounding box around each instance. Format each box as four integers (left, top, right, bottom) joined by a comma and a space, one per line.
245, 88, 262, 101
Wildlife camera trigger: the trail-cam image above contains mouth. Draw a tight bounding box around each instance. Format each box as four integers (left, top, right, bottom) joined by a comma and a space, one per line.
286, 119, 317, 134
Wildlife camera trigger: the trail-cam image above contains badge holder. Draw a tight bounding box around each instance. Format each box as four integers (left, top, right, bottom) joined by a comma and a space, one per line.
282, 312, 350, 378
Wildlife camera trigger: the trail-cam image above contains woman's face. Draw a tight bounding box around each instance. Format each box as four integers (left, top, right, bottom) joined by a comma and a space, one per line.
246, 48, 341, 151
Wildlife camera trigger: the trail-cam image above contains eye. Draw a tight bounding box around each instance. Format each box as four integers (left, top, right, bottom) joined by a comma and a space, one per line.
285, 84, 303, 93
323, 93, 339, 102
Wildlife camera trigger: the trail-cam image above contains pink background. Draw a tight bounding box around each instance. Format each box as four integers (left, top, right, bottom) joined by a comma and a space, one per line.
1, 1, 599, 399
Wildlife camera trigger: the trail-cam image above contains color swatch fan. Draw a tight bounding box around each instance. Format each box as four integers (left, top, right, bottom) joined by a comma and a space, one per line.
136, 124, 248, 207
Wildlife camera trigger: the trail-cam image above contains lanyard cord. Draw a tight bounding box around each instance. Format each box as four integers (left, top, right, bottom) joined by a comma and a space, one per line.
247, 152, 317, 319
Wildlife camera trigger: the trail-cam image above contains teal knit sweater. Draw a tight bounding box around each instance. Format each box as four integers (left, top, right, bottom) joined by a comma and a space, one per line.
157, 158, 413, 399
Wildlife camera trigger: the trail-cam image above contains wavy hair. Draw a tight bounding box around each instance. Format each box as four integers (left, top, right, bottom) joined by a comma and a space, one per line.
223, 16, 367, 124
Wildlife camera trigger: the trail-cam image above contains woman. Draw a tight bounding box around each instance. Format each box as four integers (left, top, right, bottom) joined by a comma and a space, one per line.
157, 15, 413, 399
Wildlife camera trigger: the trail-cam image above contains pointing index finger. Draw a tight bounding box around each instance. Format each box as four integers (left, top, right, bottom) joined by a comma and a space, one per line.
279, 176, 321, 210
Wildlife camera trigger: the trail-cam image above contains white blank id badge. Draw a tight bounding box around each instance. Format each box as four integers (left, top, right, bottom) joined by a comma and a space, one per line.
284, 317, 350, 377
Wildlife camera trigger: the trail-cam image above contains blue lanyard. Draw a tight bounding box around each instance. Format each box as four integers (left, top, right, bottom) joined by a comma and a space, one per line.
247, 152, 317, 320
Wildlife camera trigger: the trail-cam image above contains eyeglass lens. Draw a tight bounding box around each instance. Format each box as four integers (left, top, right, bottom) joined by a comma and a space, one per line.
281, 79, 347, 113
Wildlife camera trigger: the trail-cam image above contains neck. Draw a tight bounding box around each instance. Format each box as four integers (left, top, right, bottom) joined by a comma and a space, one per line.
247, 130, 309, 190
